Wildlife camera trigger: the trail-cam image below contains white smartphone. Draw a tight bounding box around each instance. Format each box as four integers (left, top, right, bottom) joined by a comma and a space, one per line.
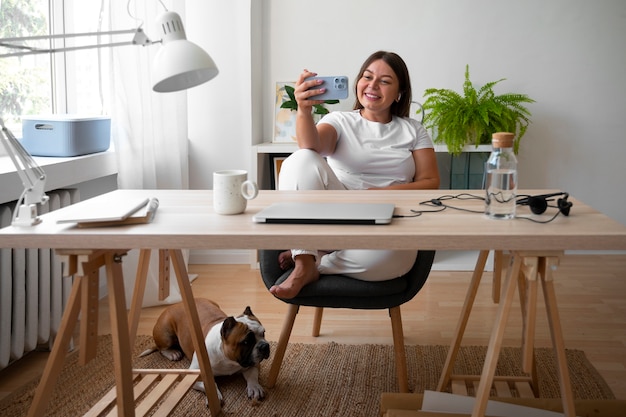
305, 76, 349, 100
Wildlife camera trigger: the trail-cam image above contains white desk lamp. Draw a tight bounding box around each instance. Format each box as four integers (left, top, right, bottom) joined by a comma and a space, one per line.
0, 10, 219, 92
152, 11, 218, 92
0, 119, 49, 226
0, 8, 218, 226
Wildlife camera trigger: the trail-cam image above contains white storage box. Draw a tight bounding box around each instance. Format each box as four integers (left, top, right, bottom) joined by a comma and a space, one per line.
21, 115, 111, 157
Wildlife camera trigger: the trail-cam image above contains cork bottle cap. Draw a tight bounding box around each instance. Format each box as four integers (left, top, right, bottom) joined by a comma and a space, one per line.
492, 132, 515, 148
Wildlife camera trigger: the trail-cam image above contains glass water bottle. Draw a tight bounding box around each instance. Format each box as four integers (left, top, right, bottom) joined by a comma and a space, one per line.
485, 132, 517, 219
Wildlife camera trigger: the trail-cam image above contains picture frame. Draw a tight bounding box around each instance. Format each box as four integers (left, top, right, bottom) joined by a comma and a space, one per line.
269, 153, 290, 189
274, 82, 297, 143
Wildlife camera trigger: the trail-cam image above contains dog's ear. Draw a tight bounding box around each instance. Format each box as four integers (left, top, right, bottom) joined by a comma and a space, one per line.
243, 306, 253, 316
221, 316, 238, 339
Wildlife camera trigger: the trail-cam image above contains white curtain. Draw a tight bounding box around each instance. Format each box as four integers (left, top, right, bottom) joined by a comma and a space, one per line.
107, 0, 191, 307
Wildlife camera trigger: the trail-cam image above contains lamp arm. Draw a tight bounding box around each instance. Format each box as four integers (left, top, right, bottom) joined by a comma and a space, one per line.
0, 28, 153, 58
0, 28, 138, 43
0, 119, 49, 226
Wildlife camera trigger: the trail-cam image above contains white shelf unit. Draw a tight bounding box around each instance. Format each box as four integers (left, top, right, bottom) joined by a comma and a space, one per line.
251, 142, 299, 190
252, 142, 492, 190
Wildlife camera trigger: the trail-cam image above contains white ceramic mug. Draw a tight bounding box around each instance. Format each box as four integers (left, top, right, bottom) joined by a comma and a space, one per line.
213, 170, 259, 215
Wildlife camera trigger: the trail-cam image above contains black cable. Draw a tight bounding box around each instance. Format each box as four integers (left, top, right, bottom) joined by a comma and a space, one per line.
417, 193, 485, 214
393, 212, 424, 218
394, 203, 447, 218
515, 210, 563, 223
393, 192, 568, 223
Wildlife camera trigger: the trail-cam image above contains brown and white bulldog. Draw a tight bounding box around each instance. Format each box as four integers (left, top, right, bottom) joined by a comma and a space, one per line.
140, 298, 270, 403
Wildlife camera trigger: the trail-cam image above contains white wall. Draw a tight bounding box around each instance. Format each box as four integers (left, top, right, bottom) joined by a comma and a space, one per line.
187, 0, 626, 226
186, 0, 262, 190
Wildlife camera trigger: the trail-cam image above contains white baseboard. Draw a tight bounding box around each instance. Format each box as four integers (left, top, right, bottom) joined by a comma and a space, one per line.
432, 251, 493, 271
431, 250, 626, 272
189, 249, 255, 265
565, 250, 626, 255
189, 249, 490, 271
188, 249, 626, 271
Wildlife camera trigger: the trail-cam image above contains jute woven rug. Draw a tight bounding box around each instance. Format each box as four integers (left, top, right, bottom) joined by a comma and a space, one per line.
0, 335, 614, 417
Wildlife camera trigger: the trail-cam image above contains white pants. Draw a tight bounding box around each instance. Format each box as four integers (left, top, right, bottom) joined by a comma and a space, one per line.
279, 149, 416, 281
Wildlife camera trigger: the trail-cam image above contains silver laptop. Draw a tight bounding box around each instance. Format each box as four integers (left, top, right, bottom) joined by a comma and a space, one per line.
252, 202, 395, 225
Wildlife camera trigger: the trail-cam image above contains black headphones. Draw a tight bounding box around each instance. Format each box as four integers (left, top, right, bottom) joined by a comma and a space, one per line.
516, 192, 573, 216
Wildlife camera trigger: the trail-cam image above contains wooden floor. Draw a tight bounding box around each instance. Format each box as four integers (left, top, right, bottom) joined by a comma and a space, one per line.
0, 254, 624, 403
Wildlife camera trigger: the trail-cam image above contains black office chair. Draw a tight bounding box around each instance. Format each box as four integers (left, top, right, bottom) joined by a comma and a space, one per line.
258, 249, 436, 392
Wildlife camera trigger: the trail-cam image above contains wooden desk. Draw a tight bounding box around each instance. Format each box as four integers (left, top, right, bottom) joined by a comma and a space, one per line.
1, 189, 625, 417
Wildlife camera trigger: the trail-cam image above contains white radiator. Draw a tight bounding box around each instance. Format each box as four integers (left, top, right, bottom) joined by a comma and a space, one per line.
0, 188, 80, 369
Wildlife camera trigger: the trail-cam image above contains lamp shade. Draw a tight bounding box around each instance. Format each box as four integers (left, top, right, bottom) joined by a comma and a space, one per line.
152, 11, 218, 93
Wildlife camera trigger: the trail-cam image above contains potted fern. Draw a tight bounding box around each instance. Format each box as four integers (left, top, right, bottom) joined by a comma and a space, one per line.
422, 65, 535, 155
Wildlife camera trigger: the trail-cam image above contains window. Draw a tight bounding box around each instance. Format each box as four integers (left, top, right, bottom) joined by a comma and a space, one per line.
0, 0, 110, 146
0, 0, 51, 134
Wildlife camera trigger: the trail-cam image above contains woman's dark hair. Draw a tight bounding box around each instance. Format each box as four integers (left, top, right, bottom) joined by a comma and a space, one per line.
353, 51, 412, 118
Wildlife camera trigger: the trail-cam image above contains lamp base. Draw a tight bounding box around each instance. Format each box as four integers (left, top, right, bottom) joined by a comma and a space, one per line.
13, 203, 42, 227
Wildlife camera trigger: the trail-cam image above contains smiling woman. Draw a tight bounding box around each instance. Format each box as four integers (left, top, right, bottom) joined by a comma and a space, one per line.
265, 51, 440, 300
353, 51, 412, 122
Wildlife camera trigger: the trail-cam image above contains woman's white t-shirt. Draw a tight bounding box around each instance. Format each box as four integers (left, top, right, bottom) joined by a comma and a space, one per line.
319, 110, 434, 189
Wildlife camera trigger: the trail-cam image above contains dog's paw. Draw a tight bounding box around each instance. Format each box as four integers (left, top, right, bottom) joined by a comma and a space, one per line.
193, 381, 224, 406
246, 382, 265, 401
159, 349, 184, 361
215, 384, 224, 405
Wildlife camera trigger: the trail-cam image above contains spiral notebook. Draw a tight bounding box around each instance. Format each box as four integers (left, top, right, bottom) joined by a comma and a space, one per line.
56, 196, 156, 226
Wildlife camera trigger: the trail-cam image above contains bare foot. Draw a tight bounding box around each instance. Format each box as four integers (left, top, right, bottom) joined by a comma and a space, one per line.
278, 250, 294, 270
269, 254, 319, 299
